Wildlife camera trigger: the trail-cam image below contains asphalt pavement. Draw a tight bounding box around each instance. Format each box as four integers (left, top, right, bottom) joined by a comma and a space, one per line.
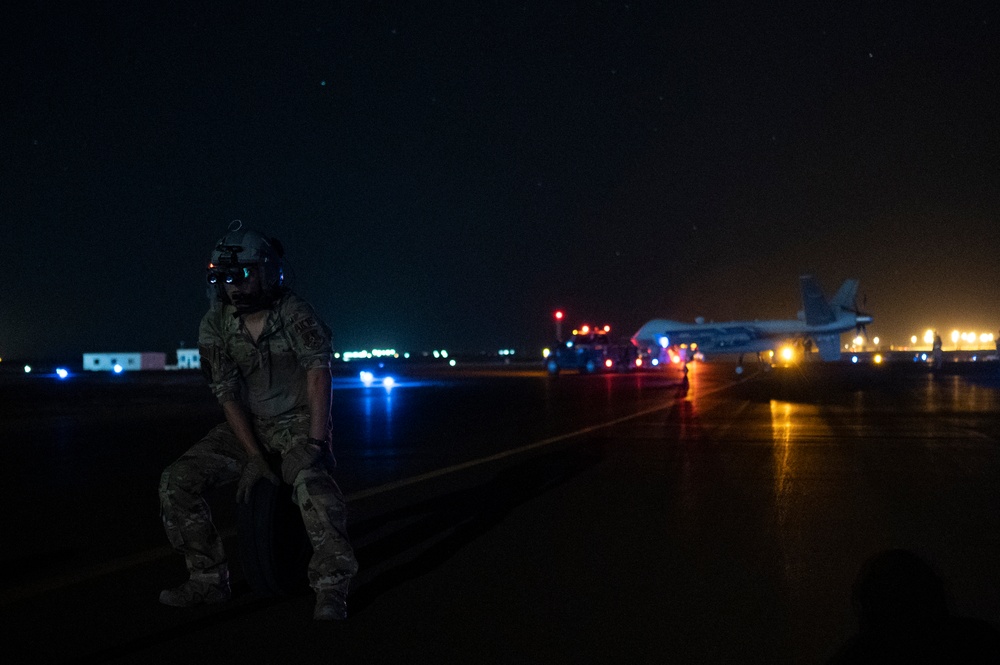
5, 361, 1000, 663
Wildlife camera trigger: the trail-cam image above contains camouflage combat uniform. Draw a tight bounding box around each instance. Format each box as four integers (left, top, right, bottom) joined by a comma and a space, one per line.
159, 292, 358, 597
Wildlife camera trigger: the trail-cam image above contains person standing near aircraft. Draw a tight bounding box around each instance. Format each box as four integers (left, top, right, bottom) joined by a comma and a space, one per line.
158, 222, 358, 620
933, 333, 943, 369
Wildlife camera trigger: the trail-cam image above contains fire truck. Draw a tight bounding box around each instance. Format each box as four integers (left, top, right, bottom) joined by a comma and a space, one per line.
545, 325, 640, 375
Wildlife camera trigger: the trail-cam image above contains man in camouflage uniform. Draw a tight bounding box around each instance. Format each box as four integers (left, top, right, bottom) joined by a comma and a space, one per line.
158, 223, 357, 620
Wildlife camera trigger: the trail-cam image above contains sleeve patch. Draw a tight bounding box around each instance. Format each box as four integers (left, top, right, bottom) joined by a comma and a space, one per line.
293, 316, 326, 351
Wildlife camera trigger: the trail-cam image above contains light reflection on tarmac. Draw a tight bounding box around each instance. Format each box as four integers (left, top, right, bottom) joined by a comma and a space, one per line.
3, 361, 1000, 663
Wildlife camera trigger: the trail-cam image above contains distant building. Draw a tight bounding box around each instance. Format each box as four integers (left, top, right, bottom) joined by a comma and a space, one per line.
175, 348, 201, 369
83, 352, 166, 372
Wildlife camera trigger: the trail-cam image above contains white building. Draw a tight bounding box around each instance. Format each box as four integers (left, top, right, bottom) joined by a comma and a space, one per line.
175, 348, 201, 369
83, 352, 166, 372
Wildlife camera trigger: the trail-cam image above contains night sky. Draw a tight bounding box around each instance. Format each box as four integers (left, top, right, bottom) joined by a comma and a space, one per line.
4, 2, 1000, 360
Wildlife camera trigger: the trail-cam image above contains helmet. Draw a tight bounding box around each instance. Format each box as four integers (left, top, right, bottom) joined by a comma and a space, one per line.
207, 221, 285, 310
208, 224, 284, 289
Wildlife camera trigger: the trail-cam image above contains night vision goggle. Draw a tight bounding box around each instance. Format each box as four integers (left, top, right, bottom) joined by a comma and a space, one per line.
207, 265, 255, 285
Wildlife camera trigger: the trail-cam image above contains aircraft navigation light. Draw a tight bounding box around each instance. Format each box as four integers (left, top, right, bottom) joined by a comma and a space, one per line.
56, 368, 69, 379
554, 311, 564, 320
113, 364, 124, 374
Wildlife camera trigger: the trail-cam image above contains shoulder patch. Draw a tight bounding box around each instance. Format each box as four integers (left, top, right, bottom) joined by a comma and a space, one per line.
293, 316, 326, 351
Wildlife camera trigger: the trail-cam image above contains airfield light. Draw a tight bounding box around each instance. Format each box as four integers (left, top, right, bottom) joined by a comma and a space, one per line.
359, 371, 375, 387
874, 354, 884, 364
658, 336, 669, 348
24, 365, 32, 373
113, 364, 124, 374
635, 358, 643, 367
449, 359, 457, 367
911, 336, 918, 345
873, 337, 880, 346
951, 330, 960, 344
924, 330, 935, 345
603, 325, 611, 332
433, 350, 441, 359
853, 335, 864, 347
651, 358, 659, 366
542, 348, 551, 358
982, 333, 994, 344
851, 356, 859, 364
554, 311, 564, 320
441, 350, 449, 358
382, 377, 395, 391
56, 368, 69, 379
605, 359, 614, 368
921, 353, 928, 361
580, 325, 590, 335
780, 346, 795, 362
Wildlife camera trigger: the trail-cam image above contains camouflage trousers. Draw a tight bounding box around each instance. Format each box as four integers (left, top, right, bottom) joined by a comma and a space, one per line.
159, 410, 358, 594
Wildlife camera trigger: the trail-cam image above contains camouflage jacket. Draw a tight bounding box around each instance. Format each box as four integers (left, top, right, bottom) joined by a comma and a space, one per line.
198, 292, 332, 418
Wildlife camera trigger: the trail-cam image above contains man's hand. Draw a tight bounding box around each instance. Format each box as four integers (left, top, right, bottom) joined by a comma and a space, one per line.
236, 455, 280, 504
281, 439, 336, 484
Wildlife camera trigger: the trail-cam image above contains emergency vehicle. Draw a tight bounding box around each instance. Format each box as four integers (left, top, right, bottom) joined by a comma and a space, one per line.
546, 325, 640, 375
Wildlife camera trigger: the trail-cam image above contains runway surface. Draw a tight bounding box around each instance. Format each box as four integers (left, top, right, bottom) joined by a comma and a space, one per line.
3, 360, 1000, 663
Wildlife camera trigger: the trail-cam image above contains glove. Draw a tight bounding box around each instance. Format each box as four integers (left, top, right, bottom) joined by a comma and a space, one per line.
236, 454, 280, 504
281, 438, 336, 484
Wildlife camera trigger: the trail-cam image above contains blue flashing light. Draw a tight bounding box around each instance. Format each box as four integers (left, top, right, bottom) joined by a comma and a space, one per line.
651, 358, 660, 366
359, 371, 375, 387
659, 336, 670, 349
851, 356, 858, 364
113, 364, 124, 374
382, 377, 395, 392
921, 353, 928, 361
56, 368, 69, 379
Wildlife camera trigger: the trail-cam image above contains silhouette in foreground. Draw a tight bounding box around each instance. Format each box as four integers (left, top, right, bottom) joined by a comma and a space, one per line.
829, 549, 1000, 663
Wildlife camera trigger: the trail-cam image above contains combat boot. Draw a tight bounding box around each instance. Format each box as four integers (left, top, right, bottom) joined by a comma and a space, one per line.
313, 589, 348, 620
159, 573, 231, 607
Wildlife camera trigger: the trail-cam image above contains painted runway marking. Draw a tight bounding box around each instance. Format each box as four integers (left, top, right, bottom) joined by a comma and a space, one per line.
346, 374, 748, 502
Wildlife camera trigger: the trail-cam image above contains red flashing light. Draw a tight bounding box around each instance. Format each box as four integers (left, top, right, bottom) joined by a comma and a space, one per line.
554, 310, 564, 320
